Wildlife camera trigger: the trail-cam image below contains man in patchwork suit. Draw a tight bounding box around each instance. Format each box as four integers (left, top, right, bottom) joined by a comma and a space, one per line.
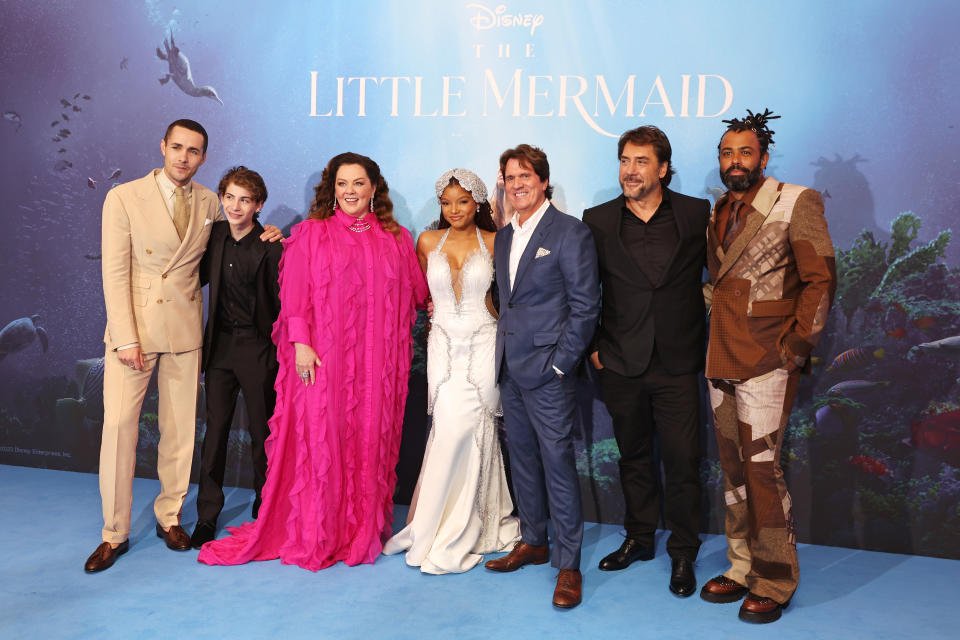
700, 110, 836, 623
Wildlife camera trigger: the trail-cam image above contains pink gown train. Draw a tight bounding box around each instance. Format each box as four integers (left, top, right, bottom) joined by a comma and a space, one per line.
198, 210, 427, 571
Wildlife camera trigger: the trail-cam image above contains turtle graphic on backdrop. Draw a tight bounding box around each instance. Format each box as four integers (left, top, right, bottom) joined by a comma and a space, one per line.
0, 315, 49, 361
55, 357, 106, 470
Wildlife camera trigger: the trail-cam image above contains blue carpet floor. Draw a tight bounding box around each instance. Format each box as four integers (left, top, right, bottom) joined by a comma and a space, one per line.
2, 464, 957, 639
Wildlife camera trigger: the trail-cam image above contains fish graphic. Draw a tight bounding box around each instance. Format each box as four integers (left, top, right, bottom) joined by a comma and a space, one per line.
827, 347, 885, 372
2, 111, 22, 130
848, 455, 890, 476
827, 380, 891, 398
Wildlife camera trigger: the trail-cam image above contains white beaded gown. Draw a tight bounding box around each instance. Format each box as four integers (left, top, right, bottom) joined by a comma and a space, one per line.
383, 227, 520, 573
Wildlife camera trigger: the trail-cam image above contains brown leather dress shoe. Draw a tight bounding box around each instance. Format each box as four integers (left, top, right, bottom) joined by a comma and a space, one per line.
700, 575, 749, 603
156, 523, 191, 551
552, 569, 582, 609
739, 592, 789, 623
84, 540, 129, 573
484, 541, 549, 572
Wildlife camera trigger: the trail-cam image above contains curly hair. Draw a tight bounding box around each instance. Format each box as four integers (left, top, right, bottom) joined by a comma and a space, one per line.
718, 108, 780, 155
307, 152, 400, 236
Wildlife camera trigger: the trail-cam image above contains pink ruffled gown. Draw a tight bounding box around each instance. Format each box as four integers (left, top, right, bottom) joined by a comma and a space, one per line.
198, 210, 427, 570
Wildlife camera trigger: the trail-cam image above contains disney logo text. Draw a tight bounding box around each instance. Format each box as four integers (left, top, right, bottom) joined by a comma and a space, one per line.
467, 3, 544, 36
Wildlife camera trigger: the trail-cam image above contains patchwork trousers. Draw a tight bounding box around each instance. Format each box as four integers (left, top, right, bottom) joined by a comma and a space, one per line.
708, 368, 799, 604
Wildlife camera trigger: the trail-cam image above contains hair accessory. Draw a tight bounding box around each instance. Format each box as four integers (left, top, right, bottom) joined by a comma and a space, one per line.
722, 108, 781, 149
435, 168, 488, 204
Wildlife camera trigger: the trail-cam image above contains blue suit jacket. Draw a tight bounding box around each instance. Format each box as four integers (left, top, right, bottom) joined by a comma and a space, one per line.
495, 204, 600, 389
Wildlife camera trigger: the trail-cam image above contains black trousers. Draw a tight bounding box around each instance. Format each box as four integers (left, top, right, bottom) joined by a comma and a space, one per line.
197, 330, 277, 523
599, 352, 702, 561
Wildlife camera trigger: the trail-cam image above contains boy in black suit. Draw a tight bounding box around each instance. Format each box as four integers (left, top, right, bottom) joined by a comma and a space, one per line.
191, 166, 282, 548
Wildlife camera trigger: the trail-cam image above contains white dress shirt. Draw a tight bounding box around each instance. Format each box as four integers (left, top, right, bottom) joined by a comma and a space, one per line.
508, 198, 550, 291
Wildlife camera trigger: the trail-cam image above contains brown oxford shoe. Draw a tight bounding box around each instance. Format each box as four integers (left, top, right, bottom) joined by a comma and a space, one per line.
156, 523, 191, 551
484, 541, 550, 572
700, 575, 749, 603
84, 540, 129, 573
552, 569, 582, 609
739, 592, 789, 623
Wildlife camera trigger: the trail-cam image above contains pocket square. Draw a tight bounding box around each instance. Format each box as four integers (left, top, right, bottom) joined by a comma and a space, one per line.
535, 247, 551, 259
204, 218, 213, 226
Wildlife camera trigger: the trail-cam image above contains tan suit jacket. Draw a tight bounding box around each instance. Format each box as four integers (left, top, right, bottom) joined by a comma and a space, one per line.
102, 170, 220, 353
703, 177, 836, 381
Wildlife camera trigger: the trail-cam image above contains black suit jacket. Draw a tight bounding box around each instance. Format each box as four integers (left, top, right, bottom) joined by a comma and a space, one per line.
583, 189, 709, 377
199, 220, 282, 371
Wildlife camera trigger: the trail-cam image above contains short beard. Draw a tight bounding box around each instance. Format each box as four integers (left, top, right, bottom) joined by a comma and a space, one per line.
721, 164, 763, 192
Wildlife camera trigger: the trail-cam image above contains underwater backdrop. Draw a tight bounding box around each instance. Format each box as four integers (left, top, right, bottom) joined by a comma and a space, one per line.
1, 0, 958, 558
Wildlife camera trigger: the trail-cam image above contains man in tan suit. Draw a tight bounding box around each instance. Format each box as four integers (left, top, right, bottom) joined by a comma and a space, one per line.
85, 119, 280, 572
699, 110, 836, 623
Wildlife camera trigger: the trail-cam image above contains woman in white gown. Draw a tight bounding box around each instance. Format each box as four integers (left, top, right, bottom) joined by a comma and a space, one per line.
384, 168, 520, 573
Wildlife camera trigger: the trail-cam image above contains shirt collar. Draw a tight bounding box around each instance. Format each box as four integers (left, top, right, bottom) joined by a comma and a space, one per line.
510, 198, 550, 235
155, 168, 192, 197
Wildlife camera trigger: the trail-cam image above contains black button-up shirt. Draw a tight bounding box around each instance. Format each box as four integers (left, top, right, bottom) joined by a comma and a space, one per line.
620, 191, 677, 287
217, 230, 259, 331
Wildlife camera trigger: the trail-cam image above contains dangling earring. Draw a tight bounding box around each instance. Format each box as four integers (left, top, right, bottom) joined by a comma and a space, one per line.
332, 199, 339, 213
476, 206, 480, 213
369, 196, 375, 213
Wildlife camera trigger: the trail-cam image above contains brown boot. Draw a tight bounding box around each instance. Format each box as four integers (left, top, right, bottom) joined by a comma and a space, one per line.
552, 569, 582, 608
484, 541, 549, 572
739, 592, 789, 623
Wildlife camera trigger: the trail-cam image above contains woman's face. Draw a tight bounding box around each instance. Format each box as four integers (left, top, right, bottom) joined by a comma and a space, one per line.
440, 182, 477, 231
335, 163, 374, 218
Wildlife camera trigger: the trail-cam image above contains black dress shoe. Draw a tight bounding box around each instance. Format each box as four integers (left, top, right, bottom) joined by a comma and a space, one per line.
598, 538, 654, 571
84, 540, 129, 573
190, 521, 217, 549
669, 557, 696, 597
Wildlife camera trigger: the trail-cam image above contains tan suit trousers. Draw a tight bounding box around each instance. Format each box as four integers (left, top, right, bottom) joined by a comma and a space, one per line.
99, 346, 200, 543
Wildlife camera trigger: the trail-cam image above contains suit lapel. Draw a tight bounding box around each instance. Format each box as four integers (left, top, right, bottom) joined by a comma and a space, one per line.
715, 177, 781, 281
655, 189, 685, 288
207, 222, 226, 311
510, 205, 555, 300
135, 170, 181, 255
607, 199, 648, 284
495, 224, 513, 297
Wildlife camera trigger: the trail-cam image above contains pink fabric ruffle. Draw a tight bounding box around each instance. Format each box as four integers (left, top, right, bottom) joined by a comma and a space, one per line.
198, 216, 427, 571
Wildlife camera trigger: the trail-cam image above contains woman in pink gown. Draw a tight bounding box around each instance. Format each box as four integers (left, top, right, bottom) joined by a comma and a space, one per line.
198, 152, 427, 570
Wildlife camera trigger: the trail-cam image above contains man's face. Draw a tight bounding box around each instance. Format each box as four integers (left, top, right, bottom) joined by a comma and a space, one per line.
220, 182, 260, 233
718, 129, 767, 193
160, 126, 206, 186
619, 142, 667, 201
503, 158, 548, 219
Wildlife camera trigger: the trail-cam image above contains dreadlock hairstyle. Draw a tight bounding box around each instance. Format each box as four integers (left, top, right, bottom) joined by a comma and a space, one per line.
718, 108, 781, 155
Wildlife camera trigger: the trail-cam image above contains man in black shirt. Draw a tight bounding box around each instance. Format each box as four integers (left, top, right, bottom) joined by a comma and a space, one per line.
190, 166, 282, 548
583, 126, 710, 597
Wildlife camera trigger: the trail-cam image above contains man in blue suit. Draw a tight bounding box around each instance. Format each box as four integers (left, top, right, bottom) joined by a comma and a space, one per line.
484, 144, 600, 609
